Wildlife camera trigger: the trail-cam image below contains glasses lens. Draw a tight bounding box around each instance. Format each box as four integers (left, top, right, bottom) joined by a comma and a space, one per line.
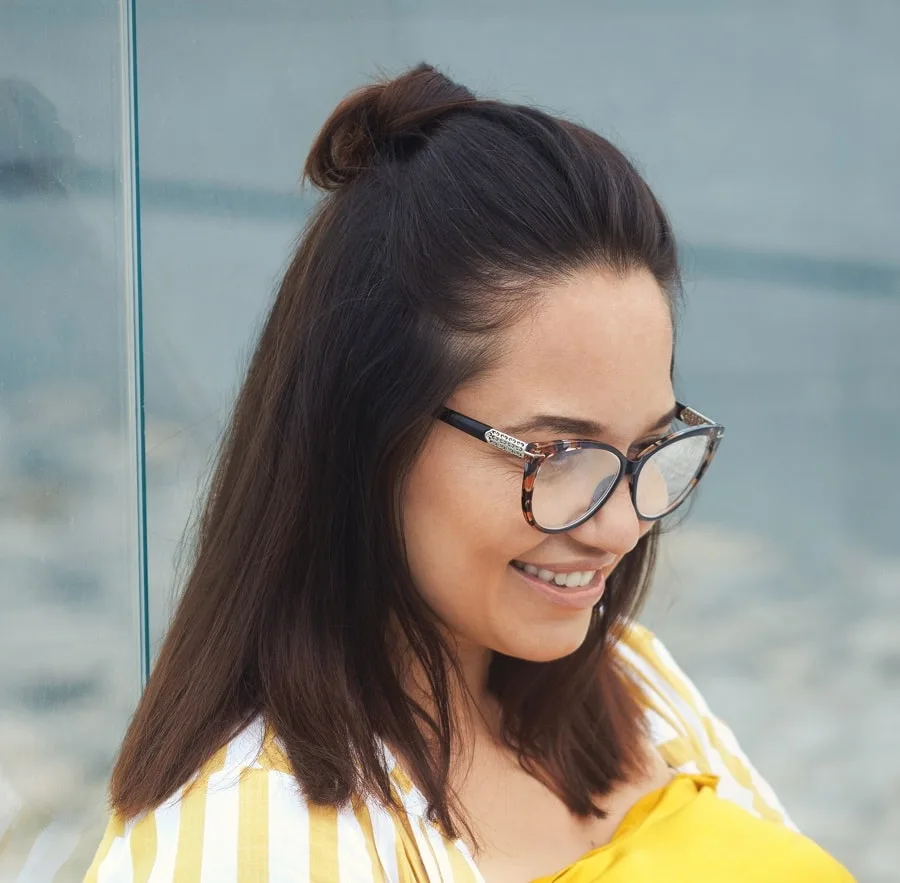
635, 433, 711, 518
532, 447, 622, 529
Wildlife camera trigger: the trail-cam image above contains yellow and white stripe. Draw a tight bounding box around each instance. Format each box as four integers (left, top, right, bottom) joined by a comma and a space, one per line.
82, 623, 794, 882
617, 623, 795, 828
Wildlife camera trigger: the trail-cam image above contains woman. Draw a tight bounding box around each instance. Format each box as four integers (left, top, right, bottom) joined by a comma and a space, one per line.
85, 64, 854, 882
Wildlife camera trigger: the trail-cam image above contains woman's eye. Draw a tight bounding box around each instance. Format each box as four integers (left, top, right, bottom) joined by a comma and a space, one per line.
544, 450, 580, 473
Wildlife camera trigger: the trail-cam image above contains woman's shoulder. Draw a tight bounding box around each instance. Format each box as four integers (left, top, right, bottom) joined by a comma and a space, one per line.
84, 716, 479, 883
616, 621, 796, 829
86, 717, 280, 881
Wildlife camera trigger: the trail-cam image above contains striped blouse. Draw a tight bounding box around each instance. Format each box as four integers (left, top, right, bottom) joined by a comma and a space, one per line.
84, 623, 794, 882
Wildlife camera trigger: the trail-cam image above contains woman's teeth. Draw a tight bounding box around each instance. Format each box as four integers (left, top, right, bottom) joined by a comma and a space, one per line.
512, 561, 597, 588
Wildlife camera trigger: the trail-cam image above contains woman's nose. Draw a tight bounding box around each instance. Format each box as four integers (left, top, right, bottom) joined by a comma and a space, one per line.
567, 477, 645, 557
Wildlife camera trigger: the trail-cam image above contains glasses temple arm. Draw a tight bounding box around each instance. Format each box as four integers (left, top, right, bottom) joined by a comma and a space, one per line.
439, 408, 533, 459
439, 407, 493, 440
677, 402, 716, 427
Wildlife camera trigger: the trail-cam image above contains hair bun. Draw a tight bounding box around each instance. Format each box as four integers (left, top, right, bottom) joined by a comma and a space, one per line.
304, 63, 476, 191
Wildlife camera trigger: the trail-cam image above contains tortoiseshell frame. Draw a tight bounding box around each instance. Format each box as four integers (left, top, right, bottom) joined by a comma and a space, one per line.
439, 403, 725, 533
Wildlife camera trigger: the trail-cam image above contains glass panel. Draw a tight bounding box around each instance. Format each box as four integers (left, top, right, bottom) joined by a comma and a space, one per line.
0, 3, 141, 880
137, 3, 898, 880
136, 3, 407, 645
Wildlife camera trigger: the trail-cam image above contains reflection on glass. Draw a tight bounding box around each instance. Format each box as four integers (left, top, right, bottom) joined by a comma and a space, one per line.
0, 4, 141, 881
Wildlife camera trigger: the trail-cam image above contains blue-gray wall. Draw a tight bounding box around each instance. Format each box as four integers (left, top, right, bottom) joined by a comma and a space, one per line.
1, 2, 898, 879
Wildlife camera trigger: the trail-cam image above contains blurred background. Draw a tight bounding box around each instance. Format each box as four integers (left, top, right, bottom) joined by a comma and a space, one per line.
1, 1, 898, 880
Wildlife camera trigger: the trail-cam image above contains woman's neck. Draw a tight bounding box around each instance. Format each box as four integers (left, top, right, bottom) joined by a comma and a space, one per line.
394, 626, 503, 763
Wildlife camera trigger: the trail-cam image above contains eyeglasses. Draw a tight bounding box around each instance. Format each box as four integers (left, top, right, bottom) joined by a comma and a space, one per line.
439, 403, 725, 533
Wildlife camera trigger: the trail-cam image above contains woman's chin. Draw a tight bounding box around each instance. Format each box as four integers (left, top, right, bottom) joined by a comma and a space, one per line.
496, 616, 594, 663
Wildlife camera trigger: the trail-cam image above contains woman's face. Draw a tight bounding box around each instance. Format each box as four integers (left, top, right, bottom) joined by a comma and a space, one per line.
403, 267, 676, 665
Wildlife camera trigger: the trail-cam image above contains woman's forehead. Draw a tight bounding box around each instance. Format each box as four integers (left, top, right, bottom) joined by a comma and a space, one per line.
465, 268, 675, 435
516, 267, 672, 354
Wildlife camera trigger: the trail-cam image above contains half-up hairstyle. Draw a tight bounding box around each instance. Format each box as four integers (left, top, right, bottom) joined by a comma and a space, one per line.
110, 63, 681, 841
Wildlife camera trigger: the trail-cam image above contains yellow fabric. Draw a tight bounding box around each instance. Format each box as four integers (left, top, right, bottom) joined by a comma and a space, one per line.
616, 623, 794, 826
531, 774, 854, 883
82, 624, 853, 881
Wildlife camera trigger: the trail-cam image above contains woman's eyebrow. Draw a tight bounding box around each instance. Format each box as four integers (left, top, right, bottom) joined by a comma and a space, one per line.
505, 405, 678, 439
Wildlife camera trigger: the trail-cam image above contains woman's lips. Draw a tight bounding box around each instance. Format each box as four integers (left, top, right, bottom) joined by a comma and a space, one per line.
509, 562, 607, 610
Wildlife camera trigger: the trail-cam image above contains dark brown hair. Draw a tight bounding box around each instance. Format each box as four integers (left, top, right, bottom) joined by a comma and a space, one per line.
110, 63, 681, 839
